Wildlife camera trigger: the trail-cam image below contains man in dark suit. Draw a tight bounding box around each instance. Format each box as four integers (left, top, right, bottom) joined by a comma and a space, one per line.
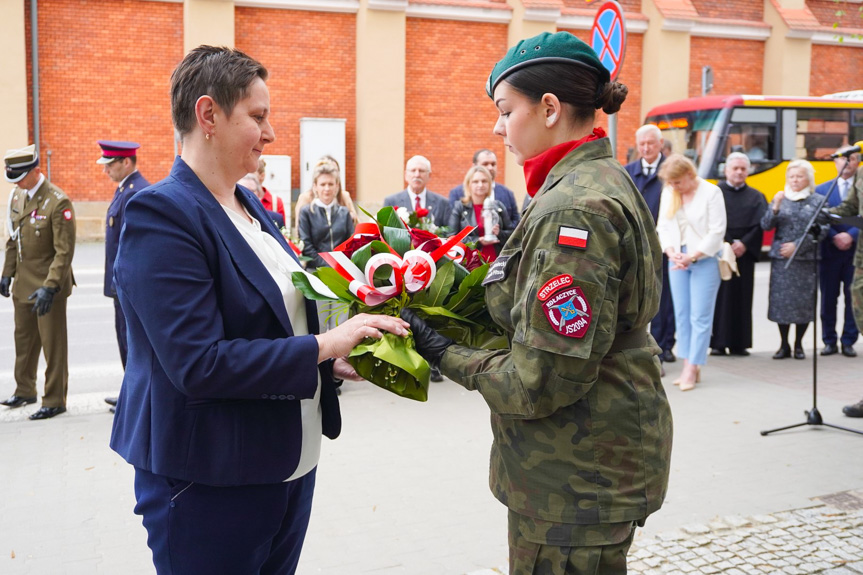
384, 155, 449, 381
816, 151, 859, 358
384, 155, 451, 229
448, 149, 520, 225
624, 124, 675, 364
97, 141, 151, 412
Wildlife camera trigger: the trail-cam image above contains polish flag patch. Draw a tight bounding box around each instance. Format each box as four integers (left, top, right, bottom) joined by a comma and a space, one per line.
62, 209, 73, 221
557, 226, 588, 249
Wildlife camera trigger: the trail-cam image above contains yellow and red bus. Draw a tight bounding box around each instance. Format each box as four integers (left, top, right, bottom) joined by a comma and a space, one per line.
644, 93, 863, 199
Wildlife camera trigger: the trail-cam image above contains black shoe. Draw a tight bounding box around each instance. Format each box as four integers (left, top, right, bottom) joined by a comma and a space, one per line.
794, 345, 805, 360
659, 349, 676, 363
430, 367, 444, 382
104, 397, 118, 406
728, 349, 750, 356
843, 400, 863, 417
710, 348, 727, 356
29, 406, 66, 420
773, 346, 791, 360
841, 344, 857, 358
820, 344, 838, 356
109, 405, 116, 413
0, 395, 37, 408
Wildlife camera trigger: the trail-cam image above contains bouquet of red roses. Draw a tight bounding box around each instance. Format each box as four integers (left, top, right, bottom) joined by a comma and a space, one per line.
291, 206, 507, 401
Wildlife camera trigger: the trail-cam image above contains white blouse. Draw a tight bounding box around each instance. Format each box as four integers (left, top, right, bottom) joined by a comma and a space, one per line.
656, 178, 727, 257
222, 205, 322, 482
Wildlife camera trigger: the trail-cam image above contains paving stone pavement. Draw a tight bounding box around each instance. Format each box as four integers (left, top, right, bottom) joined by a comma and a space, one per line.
628, 503, 863, 575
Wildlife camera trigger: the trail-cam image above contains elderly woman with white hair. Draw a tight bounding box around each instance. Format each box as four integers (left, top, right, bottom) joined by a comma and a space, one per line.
710, 152, 768, 356
761, 159, 828, 360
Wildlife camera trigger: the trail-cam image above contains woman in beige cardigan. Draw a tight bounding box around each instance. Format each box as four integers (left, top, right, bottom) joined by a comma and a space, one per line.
656, 154, 727, 391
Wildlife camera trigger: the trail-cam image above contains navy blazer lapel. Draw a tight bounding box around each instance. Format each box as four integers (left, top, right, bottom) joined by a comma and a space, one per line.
174, 158, 296, 336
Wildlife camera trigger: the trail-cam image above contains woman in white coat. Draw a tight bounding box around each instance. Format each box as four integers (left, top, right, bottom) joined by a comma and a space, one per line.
656, 154, 727, 391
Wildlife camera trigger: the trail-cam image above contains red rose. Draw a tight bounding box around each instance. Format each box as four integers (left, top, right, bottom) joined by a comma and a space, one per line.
341, 233, 380, 259
416, 207, 430, 218
461, 246, 485, 271
409, 227, 442, 253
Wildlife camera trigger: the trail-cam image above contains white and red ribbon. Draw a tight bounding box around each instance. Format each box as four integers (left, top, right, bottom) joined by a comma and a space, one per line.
317, 225, 475, 306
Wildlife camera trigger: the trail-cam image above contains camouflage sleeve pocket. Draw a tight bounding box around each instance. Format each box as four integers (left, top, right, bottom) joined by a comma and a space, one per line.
519, 249, 613, 360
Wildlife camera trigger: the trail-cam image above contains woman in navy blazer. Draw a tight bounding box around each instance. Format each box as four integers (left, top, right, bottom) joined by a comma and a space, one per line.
109, 46, 408, 575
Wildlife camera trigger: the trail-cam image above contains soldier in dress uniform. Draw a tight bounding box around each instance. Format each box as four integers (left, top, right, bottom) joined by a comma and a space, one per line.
97, 141, 150, 412
1, 145, 76, 420
403, 32, 672, 574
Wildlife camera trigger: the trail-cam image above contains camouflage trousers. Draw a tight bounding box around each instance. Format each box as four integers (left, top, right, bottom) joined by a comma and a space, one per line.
508, 511, 636, 575
853, 268, 863, 332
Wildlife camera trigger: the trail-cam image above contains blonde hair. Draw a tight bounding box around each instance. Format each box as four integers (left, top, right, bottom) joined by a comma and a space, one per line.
785, 159, 815, 190
461, 165, 493, 205
311, 162, 342, 197
658, 153, 698, 218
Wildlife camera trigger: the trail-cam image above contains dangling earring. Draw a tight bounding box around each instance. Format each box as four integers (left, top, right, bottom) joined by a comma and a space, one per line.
205, 133, 210, 140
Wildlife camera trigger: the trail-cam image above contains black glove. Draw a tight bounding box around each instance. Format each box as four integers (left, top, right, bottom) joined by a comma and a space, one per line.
814, 208, 832, 226
401, 308, 454, 369
0, 277, 10, 298
28, 286, 58, 316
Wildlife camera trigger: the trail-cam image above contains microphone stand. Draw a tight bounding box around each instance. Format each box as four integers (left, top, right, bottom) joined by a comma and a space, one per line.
761, 155, 863, 437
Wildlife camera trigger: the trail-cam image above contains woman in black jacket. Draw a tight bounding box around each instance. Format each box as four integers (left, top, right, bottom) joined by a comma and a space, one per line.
447, 165, 514, 261
298, 162, 355, 271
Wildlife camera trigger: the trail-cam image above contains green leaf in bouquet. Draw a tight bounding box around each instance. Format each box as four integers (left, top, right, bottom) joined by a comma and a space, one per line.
445, 263, 488, 311
349, 241, 374, 272
377, 206, 408, 231
381, 226, 411, 256
313, 268, 363, 304
424, 259, 455, 307
348, 332, 430, 401
291, 271, 341, 302
410, 304, 478, 325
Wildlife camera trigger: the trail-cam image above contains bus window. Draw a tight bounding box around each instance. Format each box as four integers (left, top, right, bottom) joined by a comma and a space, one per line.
653, 109, 723, 172
796, 108, 850, 160
723, 108, 778, 176
852, 110, 863, 143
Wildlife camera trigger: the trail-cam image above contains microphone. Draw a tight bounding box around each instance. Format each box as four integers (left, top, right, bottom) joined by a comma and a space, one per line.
830, 141, 863, 158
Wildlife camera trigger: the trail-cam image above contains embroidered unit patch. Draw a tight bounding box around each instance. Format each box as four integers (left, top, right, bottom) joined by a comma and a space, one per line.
62, 209, 73, 221
542, 285, 592, 338
537, 274, 573, 302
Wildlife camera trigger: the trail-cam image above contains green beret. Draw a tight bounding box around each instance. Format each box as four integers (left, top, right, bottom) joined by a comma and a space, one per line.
486, 31, 610, 98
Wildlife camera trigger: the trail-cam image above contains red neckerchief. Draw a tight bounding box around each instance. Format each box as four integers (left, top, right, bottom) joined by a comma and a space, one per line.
523, 127, 607, 198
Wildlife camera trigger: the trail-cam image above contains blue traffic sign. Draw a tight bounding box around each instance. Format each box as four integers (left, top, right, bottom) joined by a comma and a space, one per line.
590, 1, 626, 82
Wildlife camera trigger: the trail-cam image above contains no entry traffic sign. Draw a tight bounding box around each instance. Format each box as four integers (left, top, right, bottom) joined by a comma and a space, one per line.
591, 1, 627, 82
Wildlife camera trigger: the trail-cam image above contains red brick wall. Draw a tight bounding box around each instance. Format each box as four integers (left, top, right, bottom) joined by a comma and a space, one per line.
236, 8, 356, 195
25, 0, 182, 201
561, 29, 643, 163
689, 0, 763, 20
809, 43, 863, 96
404, 18, 508, 194
688, 37, 763, 98
807, 0, 863, 28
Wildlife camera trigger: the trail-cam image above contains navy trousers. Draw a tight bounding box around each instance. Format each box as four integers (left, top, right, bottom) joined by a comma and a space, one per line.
133, 467, 316, 575
819, 254, 859, 347
650, 254, 676, 353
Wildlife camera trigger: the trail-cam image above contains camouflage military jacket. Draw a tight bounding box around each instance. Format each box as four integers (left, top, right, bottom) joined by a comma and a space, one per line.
440, 138, 673, 531
830, 168, 863, 268
3, 179, 76, 298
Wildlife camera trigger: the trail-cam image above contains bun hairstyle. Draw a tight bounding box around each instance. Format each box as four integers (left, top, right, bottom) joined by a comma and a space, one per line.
504, 63, 628, 124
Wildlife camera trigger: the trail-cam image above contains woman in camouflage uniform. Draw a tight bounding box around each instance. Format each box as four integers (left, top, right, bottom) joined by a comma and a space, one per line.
403, 32, 673, 575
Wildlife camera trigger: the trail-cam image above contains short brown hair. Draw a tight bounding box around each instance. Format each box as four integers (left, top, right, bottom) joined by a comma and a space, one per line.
170, 45, 268, 137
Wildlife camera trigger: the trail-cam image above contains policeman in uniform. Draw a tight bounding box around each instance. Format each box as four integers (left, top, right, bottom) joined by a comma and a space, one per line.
403, 32, 672, 573
1, 145, 76, 420
97, 141, 150, 412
